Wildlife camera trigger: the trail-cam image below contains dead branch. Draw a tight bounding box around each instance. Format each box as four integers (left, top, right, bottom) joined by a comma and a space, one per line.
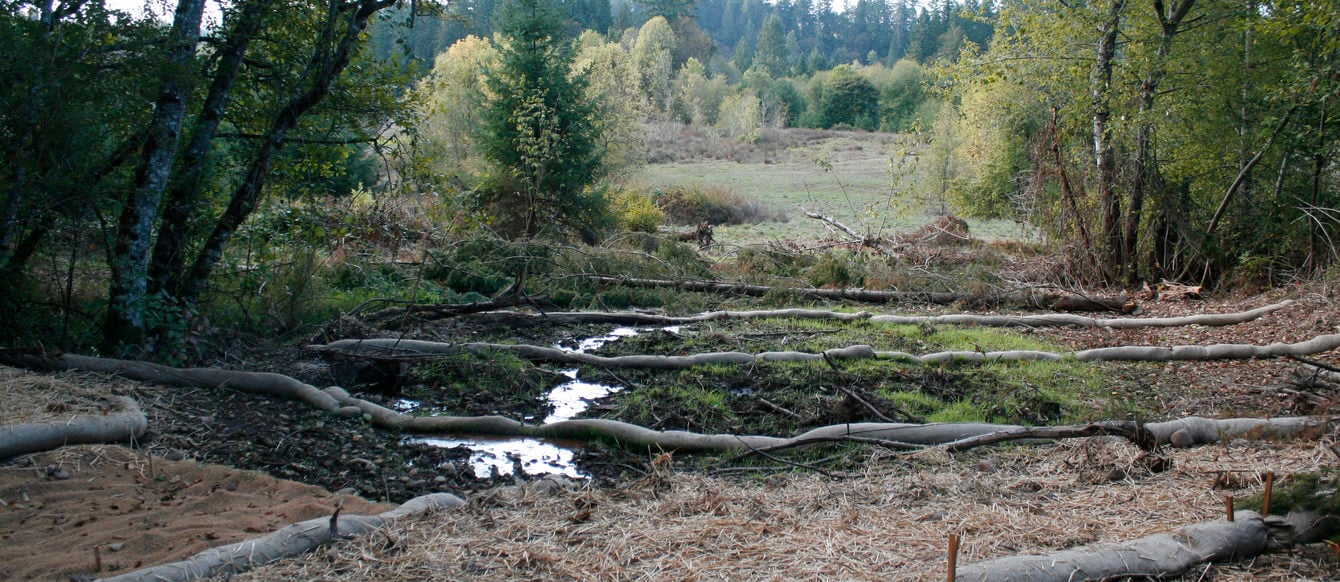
801, 209, 905, 255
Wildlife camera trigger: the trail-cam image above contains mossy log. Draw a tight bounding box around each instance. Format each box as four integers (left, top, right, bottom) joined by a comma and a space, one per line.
97, 492, 464, 582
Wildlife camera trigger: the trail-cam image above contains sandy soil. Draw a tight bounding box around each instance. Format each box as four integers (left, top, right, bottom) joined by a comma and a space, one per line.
0, 445, 388, 580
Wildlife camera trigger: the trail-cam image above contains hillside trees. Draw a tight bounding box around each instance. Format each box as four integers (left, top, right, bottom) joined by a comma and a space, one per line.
416, 35, 498, 182
946, 0, 1339, 285
632, 16, 678, 112
819, 65, 879, 130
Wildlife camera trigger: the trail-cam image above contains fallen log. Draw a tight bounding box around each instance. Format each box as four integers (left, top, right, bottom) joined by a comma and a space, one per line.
5, 353, 343, 412
357, 293, 529, 325
956, 511, 1268, 581
0, 396, 148, 460
584, 276, 1134, 313
309, 330, 1340, 368
97, 492, 465, 582
5, 355, 1330, 455
453, 300, 1292, 329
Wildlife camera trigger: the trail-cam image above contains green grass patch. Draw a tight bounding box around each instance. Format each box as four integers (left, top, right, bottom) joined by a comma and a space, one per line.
403, 350, 561, 419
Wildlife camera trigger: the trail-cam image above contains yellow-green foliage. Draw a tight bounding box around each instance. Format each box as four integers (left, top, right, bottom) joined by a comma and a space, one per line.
415, 35, 497, 179
945, 78, 1045, 219
608, 187, 665, 232
717, 90, 763, 143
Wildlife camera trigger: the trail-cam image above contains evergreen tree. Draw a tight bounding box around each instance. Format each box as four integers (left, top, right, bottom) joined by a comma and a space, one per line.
752, 14, 788, 77
476, 0, 610, 240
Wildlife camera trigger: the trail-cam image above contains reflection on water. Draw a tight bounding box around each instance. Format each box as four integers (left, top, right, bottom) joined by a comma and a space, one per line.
407, 435, 583, 479
407, 325, 680, 478
544, 370, 619, 424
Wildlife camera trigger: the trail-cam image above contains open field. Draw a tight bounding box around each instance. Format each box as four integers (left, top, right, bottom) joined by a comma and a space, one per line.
635, 125, 1033, 248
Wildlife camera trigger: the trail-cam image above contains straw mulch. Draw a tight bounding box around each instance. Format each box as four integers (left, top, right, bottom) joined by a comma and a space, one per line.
0, 366, 139, 426
237, 439, 1338, 581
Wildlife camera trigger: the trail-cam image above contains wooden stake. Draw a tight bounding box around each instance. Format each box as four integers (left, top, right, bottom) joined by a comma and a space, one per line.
948, 533, 960, 582
1262, 472, 1275, 517
1225, 495, 1234, 521
94, 545, 102, 573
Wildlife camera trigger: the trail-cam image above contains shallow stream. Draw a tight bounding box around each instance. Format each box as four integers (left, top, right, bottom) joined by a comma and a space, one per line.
401, 326, 678, 478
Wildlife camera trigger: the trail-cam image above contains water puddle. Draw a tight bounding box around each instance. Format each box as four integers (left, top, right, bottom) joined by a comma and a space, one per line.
405, 325, 678, 479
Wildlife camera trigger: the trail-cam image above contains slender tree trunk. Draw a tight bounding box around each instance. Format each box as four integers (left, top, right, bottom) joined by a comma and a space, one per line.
179, 0, 397, 303
1308, 97, 1328, 272
103, 0, 206, 351
1122, 0, 1196, 283
149, 0, 269, 298
1093, 0, 1127, 282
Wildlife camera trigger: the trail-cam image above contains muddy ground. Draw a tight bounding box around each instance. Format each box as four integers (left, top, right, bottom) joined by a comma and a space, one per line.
100, 288, 1340, 506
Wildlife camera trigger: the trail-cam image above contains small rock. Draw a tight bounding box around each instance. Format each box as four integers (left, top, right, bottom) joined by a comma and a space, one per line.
335, 487, 359, 496
107, 543, 125, 552
46, 465, 71, 480
1169, 429, 1195, 448
433, 476, 448, 484
526, 475, 575, 496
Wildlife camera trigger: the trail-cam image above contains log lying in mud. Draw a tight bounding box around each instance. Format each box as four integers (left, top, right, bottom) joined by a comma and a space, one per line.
309, 330, 1340, 368
0, 396, 148, 460
7, 351, 1332, 455
584, 275, 1135, 313
97, 492, 465, 582
458, 300, 1294, 329
955, 511, 1269, 582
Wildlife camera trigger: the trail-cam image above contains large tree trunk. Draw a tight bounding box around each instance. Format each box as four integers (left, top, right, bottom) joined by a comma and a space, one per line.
149, 0, 270, 299
179, 0, 397, 303
103, 0, 206, 351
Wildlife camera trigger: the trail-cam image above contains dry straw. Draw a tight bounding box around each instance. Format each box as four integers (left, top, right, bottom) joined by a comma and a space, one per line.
0, 367, 137, 426
240, 439, 1336, 581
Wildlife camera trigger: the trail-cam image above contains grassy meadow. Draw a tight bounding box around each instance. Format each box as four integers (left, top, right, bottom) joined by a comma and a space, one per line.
633, 124, 1033, 249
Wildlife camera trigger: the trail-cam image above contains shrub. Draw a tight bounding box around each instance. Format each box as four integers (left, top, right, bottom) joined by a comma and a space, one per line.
806, 250, 865, 288
608, 187, 665, 233
655, 185, 783, 226
424, 238, 554, 295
